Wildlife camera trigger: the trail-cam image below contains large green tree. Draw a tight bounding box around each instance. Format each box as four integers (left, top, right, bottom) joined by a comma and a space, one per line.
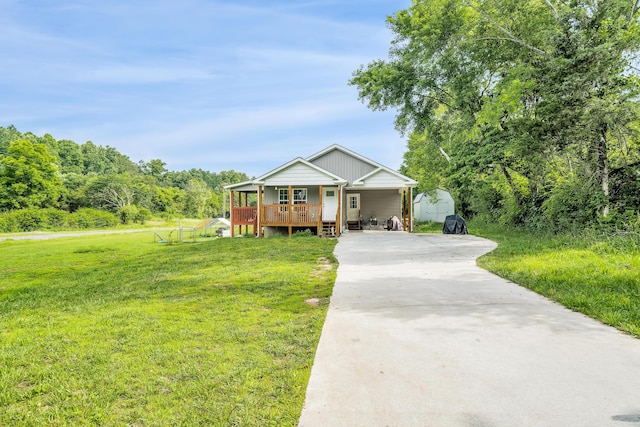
0, 139, 63, 211
84, 174, 130, 211
139, 159, 168, 182
351, 0, 640, 228
81, 141, 137, 175
57, 140, 84, 175
184, 178, 212, 218
152, 186, 186, 216
0, 125, 22, 153
0, 126, 250, 219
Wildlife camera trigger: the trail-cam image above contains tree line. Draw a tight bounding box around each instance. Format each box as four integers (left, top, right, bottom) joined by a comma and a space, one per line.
0, 125, 248, 230
351, 0, 640, 231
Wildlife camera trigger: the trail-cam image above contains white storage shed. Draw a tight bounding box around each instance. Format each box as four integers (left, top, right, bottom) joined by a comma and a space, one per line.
413, 189, 455, 223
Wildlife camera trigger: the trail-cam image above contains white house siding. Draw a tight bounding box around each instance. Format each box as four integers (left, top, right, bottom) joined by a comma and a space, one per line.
359, 169, 412, 188
262, 162, 341, 187
310, 150, 376, 185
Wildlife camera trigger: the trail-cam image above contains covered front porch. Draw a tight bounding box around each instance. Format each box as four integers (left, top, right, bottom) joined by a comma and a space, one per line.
227, 184, 341, 237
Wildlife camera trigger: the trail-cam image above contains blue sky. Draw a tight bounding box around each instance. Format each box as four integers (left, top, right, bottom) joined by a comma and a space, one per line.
1, 0, 412, 177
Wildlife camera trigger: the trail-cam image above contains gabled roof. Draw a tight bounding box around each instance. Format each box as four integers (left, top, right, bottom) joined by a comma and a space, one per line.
308, 144, 417, 188
254, 157, 347, 186
306, 144, 380, 166
353, 167, 418, 188
414, 188, 453, 203
224, 180, 259, 191
225, 144, 416, 190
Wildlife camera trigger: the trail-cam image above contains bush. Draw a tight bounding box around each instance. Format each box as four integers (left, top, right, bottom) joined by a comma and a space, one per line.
542, 173, 604, 231
292, 229, 314, 237
135, 207, 152, 224
42, 208, 69, 229
597, 209, 640, 233
69, 208, 119, 229
0, 214, 14, 233
118, 205, 139, 225
8, 208, 46, 232
0, 208, 120, 232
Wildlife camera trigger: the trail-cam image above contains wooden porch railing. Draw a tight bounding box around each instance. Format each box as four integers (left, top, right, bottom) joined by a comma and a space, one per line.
232, 206, 257, 225
261, 204, 321, 226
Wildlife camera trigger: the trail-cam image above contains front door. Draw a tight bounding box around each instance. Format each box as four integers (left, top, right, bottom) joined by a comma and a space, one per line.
347, 193, 360, 222
322, 187, 338, 221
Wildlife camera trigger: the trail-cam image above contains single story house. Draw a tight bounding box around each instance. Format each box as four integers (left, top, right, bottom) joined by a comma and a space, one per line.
413, 189, 455, 223
224, 144, 418, 237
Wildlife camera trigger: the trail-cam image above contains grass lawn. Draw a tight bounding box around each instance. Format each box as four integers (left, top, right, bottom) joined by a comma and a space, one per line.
413, 221, 444, 233
0, 233, 337, 426
471, 222, 640, 338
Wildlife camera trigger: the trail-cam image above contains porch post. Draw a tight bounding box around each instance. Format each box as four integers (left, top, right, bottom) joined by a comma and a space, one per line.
402, 190, 408, 231
409, 187, 413, 232
318, 185, 323, 237
230, 191, 235, 237
257, 185, 262, 237
336, 186, 342, 236
288, 185, 293, 237
244, 192, 249, 235
400, 189, 404, 230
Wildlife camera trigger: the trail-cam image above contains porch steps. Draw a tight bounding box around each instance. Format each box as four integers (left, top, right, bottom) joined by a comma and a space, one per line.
346, 220, 361, 231
322, 221, 337, 238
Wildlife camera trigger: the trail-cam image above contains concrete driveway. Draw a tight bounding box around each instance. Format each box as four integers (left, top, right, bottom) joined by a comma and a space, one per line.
298, 231, 640, 427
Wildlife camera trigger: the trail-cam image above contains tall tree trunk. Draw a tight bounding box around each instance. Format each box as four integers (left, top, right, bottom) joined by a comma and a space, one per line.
595, 127, 610, 217
499, 164, 523, 209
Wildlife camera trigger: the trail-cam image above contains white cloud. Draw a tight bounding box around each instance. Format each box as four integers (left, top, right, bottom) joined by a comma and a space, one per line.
234, 47, 372, 70
73, 65, 217, 85
113, 97, 362, 149
0, 0, 412, 176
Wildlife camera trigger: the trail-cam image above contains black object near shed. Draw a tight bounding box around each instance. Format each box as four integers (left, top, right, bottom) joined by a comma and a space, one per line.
443, 215, 468, 235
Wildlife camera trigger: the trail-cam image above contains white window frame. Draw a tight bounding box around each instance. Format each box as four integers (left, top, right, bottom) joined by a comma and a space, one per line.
278, 188, 289, 205
278, 188, 307, 204
293, 188, 307, 205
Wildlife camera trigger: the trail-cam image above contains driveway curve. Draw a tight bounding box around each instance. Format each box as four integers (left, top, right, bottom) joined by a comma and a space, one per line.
299, 231, 640, 427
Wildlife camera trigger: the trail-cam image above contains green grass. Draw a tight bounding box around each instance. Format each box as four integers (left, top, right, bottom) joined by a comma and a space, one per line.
0, 233, 337, 426
471, 222, 640, 338
414, 221, 443, 233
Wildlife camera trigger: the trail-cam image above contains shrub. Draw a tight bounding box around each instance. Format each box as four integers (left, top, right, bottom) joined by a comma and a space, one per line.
542, 173, 604, 231
69, 208, 119, 229
8, 208, 46, 232
135, 207, 152, 224
0, 214, 14, 233
118, 205, 139, 225
292, 229, 314, 237
42, 208, 69, 229
599, 210, 640, 233
0, 208, 120, 232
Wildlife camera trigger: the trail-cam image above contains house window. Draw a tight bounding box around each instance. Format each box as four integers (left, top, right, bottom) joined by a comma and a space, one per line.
278, 189, 289, 205
278, 188, 307, 204
293, 188, 307, 204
